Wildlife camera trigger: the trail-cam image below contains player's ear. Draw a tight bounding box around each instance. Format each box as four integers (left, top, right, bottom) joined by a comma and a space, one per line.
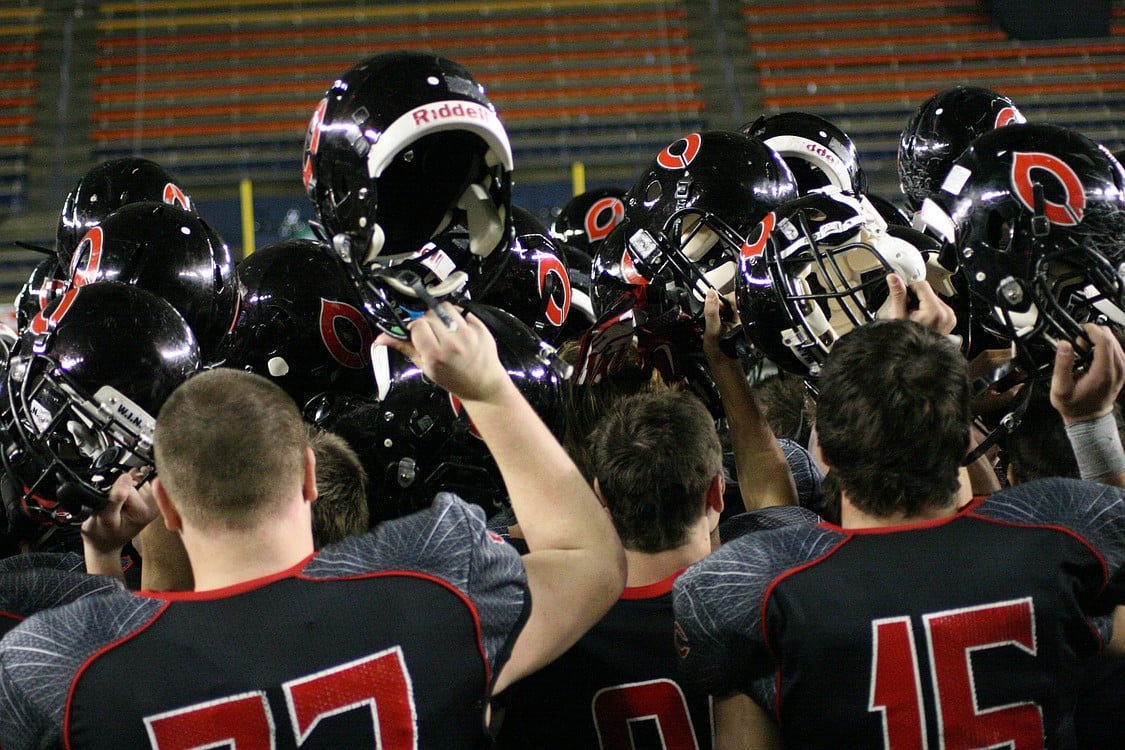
152, 477, 183, 533
706, 473, 725, 519
303, 446, 318, 504
591, 478, 610, 511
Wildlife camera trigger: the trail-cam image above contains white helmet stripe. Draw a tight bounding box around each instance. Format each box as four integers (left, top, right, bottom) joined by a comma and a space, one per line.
365, 100, 514, 179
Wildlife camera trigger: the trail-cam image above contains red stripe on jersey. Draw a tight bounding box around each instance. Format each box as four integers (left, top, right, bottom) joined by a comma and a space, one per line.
620, 569, 684, 600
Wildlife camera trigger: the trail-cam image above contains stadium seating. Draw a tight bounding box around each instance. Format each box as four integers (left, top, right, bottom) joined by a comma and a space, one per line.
742, 0, 1125, 199
0, 5, 42, 213
91, 0, 705, 183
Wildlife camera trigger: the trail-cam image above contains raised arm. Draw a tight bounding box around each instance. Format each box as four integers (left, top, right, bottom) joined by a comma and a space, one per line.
377, 305, 625, 694
703, 289, 797, 511
1051, 324, 1125, 488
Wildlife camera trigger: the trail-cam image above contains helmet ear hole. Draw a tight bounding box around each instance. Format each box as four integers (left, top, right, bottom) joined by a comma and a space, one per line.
984, 211, 1015, 252
644, 180, 662, 206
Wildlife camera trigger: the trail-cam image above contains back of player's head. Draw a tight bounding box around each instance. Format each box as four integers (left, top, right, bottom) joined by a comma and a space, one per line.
589, 388, 722, 553
154, 369, 309, 530
816, 320, 970, 517
308, 427, 370, 548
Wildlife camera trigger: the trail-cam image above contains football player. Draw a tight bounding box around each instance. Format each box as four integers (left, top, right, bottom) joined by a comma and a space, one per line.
0, 303, 625, 749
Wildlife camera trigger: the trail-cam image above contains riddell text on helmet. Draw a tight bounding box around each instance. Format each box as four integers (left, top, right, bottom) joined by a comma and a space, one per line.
412, 102, 492, 125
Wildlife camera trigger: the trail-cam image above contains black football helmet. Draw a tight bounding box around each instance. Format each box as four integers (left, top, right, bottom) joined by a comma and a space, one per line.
913, 123, 1125, 373
303, 52, 513, 322
222, 239, 378, 410
549, 187, 628, 256
591, 130, 798, 320
477, 205, 576, 345
736, 191, 929, 378
741, 111, 867, 196
865, 192, 912, 228
898, 86, 1025, 212
0, 283, 201, 528
307, 303, 566, 523
66, 201, 237, 363
56, 157, 194, 270
14, 257, 68, 333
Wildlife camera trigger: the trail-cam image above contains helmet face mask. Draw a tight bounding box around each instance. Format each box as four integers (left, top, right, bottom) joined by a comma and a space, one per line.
918, 123, 1125, 373
592, 131, 798, 321
738, 191, 927, 378
3, 360, 156, 523
0, 284, 201, 525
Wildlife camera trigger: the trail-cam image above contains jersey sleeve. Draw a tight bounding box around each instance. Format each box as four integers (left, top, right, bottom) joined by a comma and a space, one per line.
306, 493, 529, 679
0, 552, 86, 575
0, 569, 124, 621
0, 592, 162, 750
974, 478, 1125, 612
673, 524, 844, 712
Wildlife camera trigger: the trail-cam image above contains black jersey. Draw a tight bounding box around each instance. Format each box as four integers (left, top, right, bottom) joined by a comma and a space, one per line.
0, 494, 529, 750
674, 478, 1125, 750
497, 571, 712, 750
0, 553, 123, 638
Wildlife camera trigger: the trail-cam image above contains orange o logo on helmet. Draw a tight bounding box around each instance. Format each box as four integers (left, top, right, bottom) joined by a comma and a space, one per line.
620, 248, 647, 286
70, 226, 104, 286
741, 212, 776, 261
30, 287, 80, 336
1011, 151, 1086, 227
537, 254, 571, 328
319, 298, 374, 369
163, 183, 192, 211
657, 133, 702, 171
585, 197, 625, 243
995, 107, 1020, 128
302, 98, 329, 193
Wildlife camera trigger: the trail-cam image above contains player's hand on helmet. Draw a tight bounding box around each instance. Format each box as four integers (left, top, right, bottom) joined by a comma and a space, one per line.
81, 471, 159, 556
886, 273, 957, 335
702, 288, 740, 363
1050, 324, 1125, 425
376, 303, 509, 404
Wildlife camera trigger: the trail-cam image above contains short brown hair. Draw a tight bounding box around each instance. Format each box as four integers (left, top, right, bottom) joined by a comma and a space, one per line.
589, 389, 722, 553
154, 369, 309, 529
816, 320, 970, 518
308, 427, 369, 548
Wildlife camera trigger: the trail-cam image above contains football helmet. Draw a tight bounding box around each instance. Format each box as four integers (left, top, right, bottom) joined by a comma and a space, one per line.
222, 239, 378, 410
14, 257, 68, 333
0, 283, 201, 526
66, 201, 237, 363
913, 123, 1125, 373
591, 130, 798, 320
550, 187, 628, 256
898, 86, 1025, 211
307, 303, 566, 522
865, 192, 912, 228
56, 157, 194, 270
476, 205, 575, 345
303, 51, 513, 286
741, 111, 867, 195
736, 190, 929, 378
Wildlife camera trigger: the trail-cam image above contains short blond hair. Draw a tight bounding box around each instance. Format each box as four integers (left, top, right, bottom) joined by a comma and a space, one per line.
154, 369, 308, 529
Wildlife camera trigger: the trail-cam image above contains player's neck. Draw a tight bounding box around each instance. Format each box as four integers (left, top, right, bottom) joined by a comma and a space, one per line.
183, 501, 315, 592
840, 493, 959, 529
624, 522, 711, 588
